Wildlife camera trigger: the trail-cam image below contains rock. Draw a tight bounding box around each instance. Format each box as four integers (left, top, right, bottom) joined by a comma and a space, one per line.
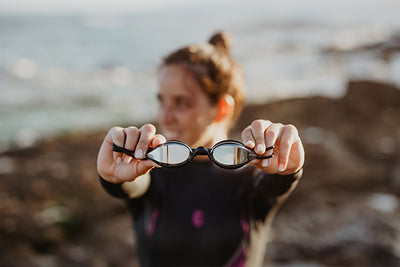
1, 80, 400, 267
259, 80, 400, 266
322, 32, 400, 61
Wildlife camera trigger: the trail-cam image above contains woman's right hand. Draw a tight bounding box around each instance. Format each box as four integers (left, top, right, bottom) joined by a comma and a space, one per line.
97, 124, 166, 183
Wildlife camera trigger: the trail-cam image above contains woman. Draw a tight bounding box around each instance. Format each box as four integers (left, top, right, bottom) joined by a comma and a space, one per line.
97, 32, 304, 266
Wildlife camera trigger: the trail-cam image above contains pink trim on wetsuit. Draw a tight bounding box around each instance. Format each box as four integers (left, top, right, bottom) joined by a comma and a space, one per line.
192, 209, 205, 228
146, 208, 160, 236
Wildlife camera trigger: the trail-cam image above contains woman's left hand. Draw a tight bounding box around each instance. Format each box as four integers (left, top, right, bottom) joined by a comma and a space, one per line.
241, 120, 305, 175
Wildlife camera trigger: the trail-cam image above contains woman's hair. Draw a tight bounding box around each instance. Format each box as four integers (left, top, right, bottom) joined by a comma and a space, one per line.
161, 32, 246, 125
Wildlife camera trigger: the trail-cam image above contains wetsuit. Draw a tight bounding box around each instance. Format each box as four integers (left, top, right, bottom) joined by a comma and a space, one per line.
100, 161, 301, 267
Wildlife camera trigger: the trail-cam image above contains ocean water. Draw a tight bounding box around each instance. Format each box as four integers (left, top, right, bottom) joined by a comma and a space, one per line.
1, 0, 400, 149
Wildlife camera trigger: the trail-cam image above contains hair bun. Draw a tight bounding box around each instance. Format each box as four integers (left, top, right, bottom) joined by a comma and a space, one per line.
208, 32, 232, 54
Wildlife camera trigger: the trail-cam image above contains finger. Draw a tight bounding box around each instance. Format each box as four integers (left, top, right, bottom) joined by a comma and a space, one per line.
135, 124, 156, 159
113, 157, 157, 182
241, 126, 255, 148
136, 159, 159, 176
151, 134, 166, 148
108, 127, 126, 161
277, 125, 297, 172
264, 123, 282, 153
124, 126, 140, 163
98, 127, 124, 177
258, 123, 282, 168
251, 120, 272, 154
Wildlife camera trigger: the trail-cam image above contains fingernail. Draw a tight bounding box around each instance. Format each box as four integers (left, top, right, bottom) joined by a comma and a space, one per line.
153, 137, 161, 146
278, 163, 285, 172
135, 149, 143, 159
262, 159, 269, 167
246, 140, 255, 148
255, 144, 265, 154
116, 157, 122, 164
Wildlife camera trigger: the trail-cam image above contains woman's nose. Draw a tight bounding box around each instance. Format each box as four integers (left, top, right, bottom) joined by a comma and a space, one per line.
158, 105, 176, 125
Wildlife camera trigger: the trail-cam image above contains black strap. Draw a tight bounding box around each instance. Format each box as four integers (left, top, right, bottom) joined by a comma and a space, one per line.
112, 143, 136, 158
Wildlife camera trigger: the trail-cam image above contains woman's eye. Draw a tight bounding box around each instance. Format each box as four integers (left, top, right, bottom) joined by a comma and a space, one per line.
176, 97, 189, 108
157, 94, 164, 105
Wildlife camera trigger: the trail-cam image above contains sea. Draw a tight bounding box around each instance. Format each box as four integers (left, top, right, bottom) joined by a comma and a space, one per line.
1, 0, 400, 149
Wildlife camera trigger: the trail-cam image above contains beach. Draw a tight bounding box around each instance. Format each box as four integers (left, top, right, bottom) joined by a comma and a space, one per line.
1, 80, 399, 267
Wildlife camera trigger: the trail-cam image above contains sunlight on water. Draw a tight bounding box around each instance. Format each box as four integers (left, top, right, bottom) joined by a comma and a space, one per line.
1, 0, 400, 147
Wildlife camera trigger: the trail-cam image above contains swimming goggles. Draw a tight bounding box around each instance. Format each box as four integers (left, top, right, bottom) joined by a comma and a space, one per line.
112, 140, 274, 169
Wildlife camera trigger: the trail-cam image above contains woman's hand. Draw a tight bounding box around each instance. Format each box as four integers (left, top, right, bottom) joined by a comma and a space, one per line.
241, 120, 305, 175
97, 124, 166, 183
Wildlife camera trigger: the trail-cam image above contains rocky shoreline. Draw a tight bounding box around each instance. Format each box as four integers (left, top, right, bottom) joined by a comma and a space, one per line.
1, 80, 399, 267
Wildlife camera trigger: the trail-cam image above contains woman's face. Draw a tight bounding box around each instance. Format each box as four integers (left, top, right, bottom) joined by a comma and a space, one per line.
157, 64, 219, 147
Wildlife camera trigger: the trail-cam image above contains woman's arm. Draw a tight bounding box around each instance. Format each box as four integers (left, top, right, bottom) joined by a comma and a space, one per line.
240, 119, 304, 220
99, 173, 151, 199
249, 168, 302, 222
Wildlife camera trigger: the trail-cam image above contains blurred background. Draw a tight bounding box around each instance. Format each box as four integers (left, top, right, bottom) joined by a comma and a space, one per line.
1, 0, 400, 266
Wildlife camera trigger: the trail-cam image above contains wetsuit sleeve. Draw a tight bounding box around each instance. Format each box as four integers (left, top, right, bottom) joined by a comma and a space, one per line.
249, 169, 302, 222
99, 175, 128, 199
99, 173, 151, 199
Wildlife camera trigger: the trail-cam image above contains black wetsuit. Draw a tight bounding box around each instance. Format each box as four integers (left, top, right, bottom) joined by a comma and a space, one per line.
100, 161, 301, 267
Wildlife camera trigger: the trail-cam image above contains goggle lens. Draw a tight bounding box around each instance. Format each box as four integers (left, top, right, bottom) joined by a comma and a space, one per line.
147, 143, 190, 165
212, 144, 250, 166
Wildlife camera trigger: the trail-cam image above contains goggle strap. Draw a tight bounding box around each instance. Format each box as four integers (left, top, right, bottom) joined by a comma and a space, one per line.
112, 143, 144, 159
255, 145, 275, 159
256, 153, 274, 159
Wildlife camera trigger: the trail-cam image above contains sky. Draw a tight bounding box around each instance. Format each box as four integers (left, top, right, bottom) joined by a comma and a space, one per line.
0, 0, 207, 14
1, 0, 399, 15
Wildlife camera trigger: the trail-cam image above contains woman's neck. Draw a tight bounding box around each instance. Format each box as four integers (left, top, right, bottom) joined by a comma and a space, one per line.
192, 129, 228, 162
194, 126, 229, 148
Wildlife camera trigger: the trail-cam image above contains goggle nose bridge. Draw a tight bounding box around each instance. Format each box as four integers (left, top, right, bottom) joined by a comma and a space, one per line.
190, 146, 211, 159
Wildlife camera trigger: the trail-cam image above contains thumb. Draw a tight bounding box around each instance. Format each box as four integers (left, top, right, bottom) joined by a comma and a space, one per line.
136, 160, 158, 176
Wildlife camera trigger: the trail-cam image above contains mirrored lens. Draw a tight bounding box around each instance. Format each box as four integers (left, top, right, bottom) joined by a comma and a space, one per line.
147, 143, 190, 165
212, 144, 250, 166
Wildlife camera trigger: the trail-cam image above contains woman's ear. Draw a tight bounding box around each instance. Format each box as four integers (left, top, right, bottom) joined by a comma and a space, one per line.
214, 94, 235, 122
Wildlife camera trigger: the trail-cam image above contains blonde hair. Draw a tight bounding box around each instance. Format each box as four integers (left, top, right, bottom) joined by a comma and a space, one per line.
161, 32, 246, 125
